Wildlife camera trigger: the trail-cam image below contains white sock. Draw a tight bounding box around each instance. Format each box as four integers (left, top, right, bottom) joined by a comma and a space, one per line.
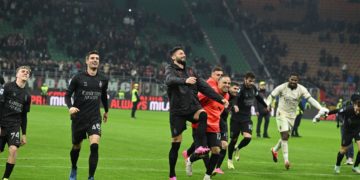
204, 174, 211, 178
274, 139, 282, 152
281, 140, 289, 162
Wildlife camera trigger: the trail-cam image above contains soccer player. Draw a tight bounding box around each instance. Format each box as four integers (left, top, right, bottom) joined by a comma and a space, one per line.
330, 93, 360, 174
255, 81, 270, 138
266, 72, 329, 170
0, 66, 31, 180
214, 82, 240, 174
185, 75, 231, 180
65, 51, 109, 180
165, 46, 229, 180
227, 72, 268, 169
181, 66, 223, 160
131, 83, 140, 119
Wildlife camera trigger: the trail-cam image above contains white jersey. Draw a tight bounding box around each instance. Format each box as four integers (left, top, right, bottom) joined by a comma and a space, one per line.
268, 82, 311, 119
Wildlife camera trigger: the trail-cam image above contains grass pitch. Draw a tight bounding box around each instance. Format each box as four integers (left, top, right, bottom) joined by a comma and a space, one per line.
2, 105, 358, 179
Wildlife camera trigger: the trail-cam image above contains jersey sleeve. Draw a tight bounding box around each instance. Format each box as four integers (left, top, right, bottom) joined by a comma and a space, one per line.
300, 85, 311, 99
101, 79, 109, 113
270, 83, 285, 97
65, 75, 78, 109
198, 92, 209, 105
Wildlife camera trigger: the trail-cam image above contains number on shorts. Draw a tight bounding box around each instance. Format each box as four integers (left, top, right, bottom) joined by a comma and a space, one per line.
92, 123, 100, 130
11, 132, 19, 139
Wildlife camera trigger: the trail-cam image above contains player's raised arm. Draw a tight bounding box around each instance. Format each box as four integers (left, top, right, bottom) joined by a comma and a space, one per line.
197, 78, 227, 106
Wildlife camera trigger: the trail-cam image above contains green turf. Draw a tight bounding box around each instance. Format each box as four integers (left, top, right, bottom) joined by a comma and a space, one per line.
2, 105, 358, 179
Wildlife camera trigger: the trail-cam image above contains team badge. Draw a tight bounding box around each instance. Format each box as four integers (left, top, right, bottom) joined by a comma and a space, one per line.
84, 82, 87, 86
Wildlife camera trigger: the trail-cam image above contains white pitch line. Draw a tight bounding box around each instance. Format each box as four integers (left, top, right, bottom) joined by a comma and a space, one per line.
0, 165, 356, 178
0, 157, 338, 167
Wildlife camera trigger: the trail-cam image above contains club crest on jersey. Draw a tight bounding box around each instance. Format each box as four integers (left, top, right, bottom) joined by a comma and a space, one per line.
84, 82, 88, 87
99, 81, 102, 88
13, 92, 16, 96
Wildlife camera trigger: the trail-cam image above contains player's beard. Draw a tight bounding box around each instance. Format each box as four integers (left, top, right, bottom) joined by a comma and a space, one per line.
176, 58, 186, 66
288, 83, 297, 90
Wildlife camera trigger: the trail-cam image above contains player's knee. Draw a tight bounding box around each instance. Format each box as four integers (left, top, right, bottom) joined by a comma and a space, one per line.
73, 144, 81, 149
281, 133, 289, 140
8, 146, 17, 155
172, 135, 182, 142
221, 141, 228, 150
211, 146, 221, 154
231, 137, 238, 142
90, 143, 98, 153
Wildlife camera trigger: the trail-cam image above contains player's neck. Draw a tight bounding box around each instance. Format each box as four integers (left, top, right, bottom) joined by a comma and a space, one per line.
15, 79, 26, 88
87, 67, 98, 76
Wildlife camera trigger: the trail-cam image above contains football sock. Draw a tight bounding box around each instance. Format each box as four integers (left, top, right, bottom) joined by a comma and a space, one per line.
196, 112, 208, 147
274, 139, 282, 152
216, 149, 227, 168
336, 151, 345, 166
227, 139, 237, 160
281, 140, 288, 162
190, 154, 201, 163
70, 148, 80, 169
237, 137, 251, 150
206, 154, 220, 175
89, 144, 99, 177
202, 154, 210, 170
354, 151, 360, 167
2, 162, 14, 179
187, 143, 195, 156
169, 142, 180, 177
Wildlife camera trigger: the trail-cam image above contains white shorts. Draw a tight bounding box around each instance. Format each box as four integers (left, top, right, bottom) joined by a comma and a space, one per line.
275, 115, 295, 132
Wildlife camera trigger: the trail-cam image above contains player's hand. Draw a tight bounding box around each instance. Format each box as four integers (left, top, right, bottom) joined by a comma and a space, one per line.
221, 140, 228, 150
185, 77, 197, 85
234, 105, 239, 113
69, 107, 80, 115
21, 135, 27, 146
256, 112, 259, 116
103, 112, 108, 123
319, 107, 329, 117
222, 99, 229, 108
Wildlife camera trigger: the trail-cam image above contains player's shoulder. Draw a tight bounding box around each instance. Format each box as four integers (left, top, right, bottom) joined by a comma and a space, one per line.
340, 105, 353, 113
297, 83, 307, 89
72, 72, 84, 79
274, 83, 287, 91
3, 81, 15, 89
97, 72, 109, 81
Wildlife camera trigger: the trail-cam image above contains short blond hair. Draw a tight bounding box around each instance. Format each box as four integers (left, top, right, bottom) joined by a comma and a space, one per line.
16, 66, 31, 74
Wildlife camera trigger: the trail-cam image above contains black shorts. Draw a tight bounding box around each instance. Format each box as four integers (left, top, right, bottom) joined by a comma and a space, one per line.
207, 132, 221, 148
0, 126, 21, 152
221, 132, 228, 141
192, 130, 221, 148
341, 130, 360, 147
170, 112, 197, 137
230, 116, 253, 138
72, 120, 101, 145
